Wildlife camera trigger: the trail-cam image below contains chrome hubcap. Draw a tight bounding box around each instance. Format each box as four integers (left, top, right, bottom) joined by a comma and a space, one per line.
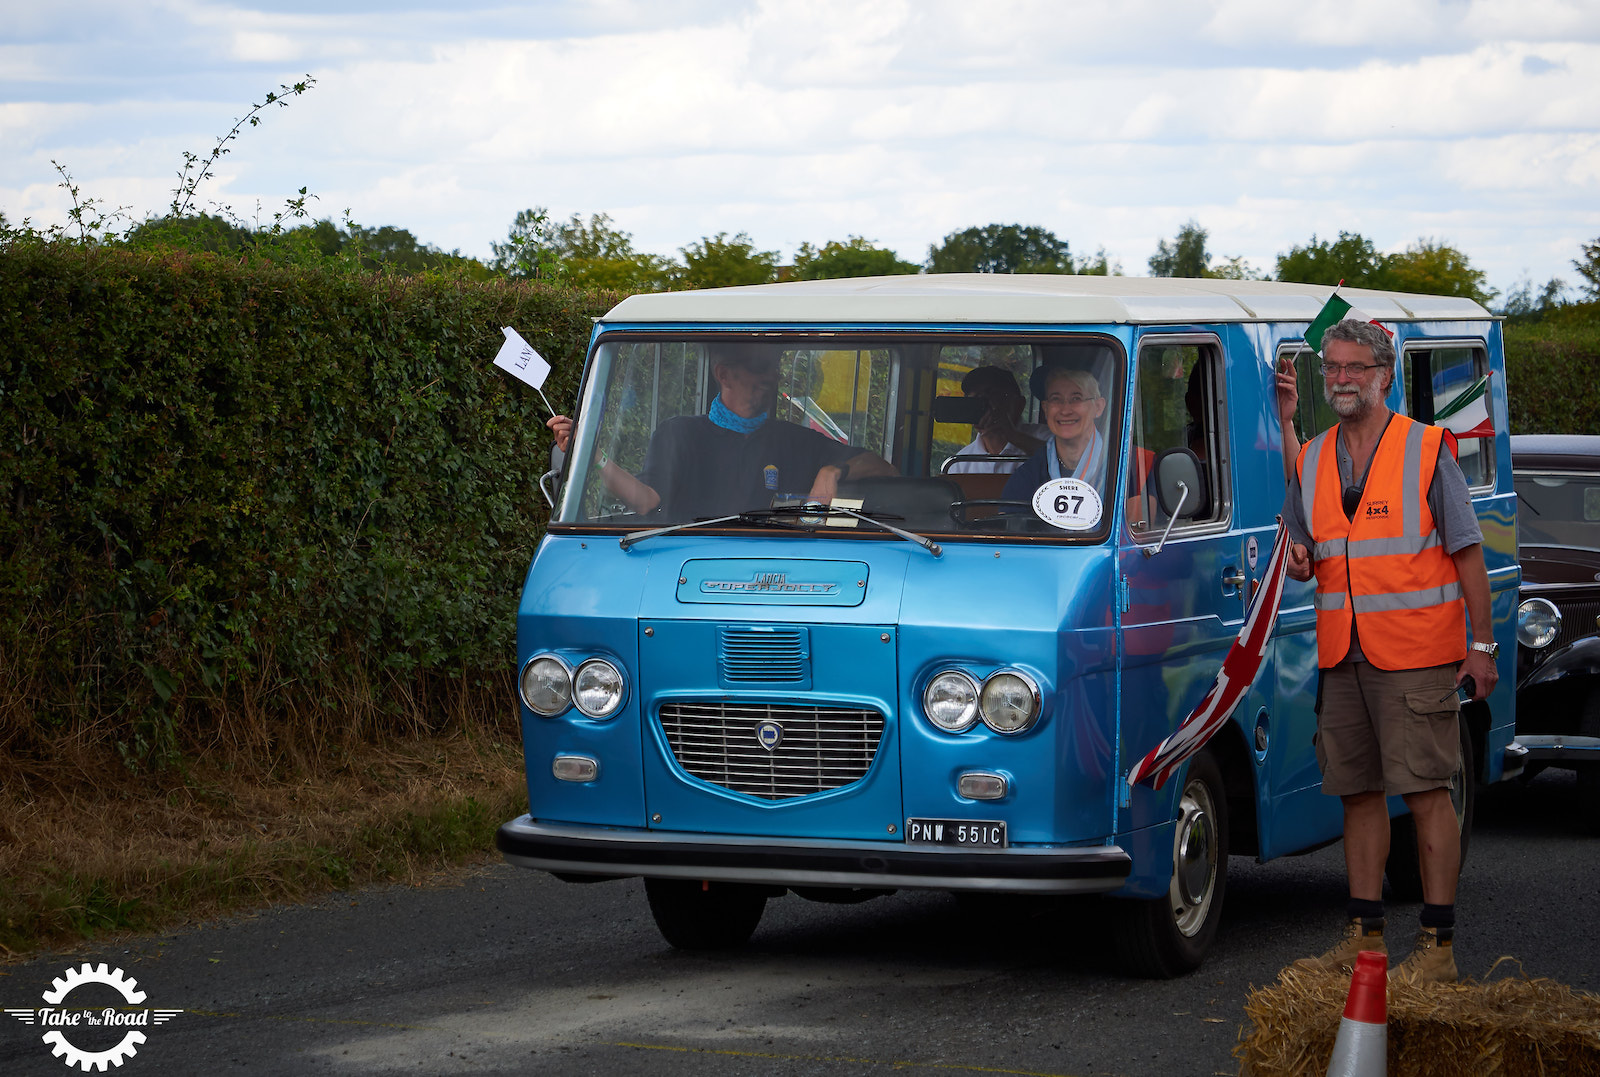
1170, 777, 1218, 936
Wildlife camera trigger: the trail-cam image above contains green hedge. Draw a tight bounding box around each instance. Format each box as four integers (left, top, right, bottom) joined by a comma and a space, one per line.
0, 242, 611, 761
1503, 303, 1600, 436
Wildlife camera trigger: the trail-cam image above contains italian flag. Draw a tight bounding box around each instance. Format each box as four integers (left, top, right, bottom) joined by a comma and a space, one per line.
1305, 287, 1393, 357
1435, 371, 1494, 440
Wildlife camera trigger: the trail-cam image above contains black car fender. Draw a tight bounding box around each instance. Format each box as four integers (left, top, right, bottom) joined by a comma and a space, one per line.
1520, 635, 1600, 690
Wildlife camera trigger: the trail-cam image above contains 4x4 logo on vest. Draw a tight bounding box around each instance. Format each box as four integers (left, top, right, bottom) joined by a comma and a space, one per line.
1364, 500, 1390, 519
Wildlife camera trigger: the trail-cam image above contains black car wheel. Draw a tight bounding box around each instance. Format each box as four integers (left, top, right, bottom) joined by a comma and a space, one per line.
644, 878, 768, 950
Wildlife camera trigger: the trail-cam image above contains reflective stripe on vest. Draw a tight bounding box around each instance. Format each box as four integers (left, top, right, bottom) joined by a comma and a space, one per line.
1295, 414, 1466, 670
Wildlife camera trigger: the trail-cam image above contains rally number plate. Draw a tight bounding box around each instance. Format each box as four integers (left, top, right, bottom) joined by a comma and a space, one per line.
904, 818, 1006, 848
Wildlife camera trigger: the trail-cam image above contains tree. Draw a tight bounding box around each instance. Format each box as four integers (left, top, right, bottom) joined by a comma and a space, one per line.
790, 236, 918, 280
1384, 239, 1494, 305
491, 207, 559, 280
679, 232, 779, 289
124, 213, 256, 254
926, 224, 1075, 274
545, 213, 675, 292
1498, 276, 1566, 317
1075, 247, 1119, 276
1148, 221, 1211, 278
1574, 236, 1600, 300
1275, 231, 1388, 288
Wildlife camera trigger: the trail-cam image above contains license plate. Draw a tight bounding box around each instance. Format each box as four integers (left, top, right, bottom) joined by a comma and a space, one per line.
904, 818, 1006, 848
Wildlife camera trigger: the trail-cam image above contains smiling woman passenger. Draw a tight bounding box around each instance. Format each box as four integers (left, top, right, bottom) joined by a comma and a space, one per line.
1001, 367, 1111, 504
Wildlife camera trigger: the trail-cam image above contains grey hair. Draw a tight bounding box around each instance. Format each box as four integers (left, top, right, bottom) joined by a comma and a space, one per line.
1322, 318, 1395, 374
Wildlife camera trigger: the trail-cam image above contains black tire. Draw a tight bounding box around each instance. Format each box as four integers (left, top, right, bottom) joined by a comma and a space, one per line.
1577, 694, 1600, 835
1386, 716, 1475, 902
644, 878, 767, 950
1111, 750, 1229, 978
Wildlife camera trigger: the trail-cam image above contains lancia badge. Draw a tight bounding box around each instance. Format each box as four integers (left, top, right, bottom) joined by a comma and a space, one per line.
756, 721, 784, 752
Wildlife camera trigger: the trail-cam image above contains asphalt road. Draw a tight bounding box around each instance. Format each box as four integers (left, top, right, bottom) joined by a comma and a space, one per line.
4, 770, 1594, 1077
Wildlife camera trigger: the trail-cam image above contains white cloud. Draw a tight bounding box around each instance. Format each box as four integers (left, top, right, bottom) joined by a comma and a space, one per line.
4, 0, 1599, 294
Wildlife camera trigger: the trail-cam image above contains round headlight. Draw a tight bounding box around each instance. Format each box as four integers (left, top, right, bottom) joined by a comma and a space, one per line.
1516, 597, 1561, 650
923, 670, 980, 732
572, 658, 625, 719
519, 654, 572, 716
979, 671, 1041, 734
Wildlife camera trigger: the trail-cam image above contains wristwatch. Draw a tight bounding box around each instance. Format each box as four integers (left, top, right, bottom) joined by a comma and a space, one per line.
1470, 641, 1499, 659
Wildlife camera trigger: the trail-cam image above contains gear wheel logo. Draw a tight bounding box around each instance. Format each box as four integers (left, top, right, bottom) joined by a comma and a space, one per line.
5, 962, 183, 1072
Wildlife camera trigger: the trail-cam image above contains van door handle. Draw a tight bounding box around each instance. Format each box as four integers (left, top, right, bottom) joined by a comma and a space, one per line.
1221, 567, 1247, 589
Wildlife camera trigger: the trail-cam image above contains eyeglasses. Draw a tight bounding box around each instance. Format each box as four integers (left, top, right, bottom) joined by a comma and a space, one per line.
1319, 361, 1381, 379
1046, 394, 1097, 407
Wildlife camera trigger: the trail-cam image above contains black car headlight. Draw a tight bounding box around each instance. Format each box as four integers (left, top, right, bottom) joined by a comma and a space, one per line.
1516, 597, 1561, 650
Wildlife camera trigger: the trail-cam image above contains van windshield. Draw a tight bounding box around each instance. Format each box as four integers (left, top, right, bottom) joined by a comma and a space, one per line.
554, 333, 1127, 541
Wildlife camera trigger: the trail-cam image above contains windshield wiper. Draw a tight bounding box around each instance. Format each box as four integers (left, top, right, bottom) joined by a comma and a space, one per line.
1515, 489, 1542, 516
619, 504, 942, 556
763, 504, 943, 557
618, 511, 806, 550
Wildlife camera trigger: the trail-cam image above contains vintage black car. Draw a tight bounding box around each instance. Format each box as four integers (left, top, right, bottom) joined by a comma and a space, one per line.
1512, 433, 1600, 830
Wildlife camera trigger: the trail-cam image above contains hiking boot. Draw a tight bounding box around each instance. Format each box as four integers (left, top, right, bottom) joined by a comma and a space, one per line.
1393, 926, 1457, 985
1292, 918, 1386, 974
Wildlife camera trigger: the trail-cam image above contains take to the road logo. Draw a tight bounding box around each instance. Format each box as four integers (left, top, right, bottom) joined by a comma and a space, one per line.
5, 963, 182, 1071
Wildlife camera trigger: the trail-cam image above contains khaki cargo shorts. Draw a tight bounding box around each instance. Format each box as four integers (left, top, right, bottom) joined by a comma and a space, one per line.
1314, 661, 1461, 797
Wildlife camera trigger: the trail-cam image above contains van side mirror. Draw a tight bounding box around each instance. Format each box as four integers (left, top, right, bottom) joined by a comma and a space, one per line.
539, 444, 565, 509
1154, 448, 1204, 521
1141, 448, 1206, 558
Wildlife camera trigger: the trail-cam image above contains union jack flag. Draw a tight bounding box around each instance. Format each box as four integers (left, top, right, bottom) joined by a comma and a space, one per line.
1128, 519, 1292, 790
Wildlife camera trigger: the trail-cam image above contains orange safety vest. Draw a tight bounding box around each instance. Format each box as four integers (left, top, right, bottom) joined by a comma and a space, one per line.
1296, 415, 1466, 670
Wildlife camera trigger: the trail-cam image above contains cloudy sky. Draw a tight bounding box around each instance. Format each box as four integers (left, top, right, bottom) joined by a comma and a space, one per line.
5, 0, 1599, 298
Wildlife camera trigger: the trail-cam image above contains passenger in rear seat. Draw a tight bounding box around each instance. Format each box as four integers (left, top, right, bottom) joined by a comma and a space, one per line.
946, 365, 1046, 474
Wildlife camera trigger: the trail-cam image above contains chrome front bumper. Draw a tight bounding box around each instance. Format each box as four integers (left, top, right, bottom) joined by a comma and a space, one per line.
1514, 734, 1600, 765
496, 815, 1132, 895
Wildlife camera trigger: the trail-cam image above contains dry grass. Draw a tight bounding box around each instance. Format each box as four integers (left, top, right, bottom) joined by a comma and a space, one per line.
0, 716, 528, 961
1236, 962, 1600, 1076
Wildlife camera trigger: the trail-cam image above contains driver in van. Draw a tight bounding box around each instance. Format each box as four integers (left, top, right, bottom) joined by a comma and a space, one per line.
1000, 367, 1111, 503
546, 343, 895, 521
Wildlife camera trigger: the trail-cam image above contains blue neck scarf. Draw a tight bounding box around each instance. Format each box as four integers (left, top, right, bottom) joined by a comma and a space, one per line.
1047, 427, 1103, 485
710, 396, 768, 435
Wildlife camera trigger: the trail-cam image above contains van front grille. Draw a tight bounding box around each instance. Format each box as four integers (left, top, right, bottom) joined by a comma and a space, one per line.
659, 700, 883, 800
718, 627, 808, 684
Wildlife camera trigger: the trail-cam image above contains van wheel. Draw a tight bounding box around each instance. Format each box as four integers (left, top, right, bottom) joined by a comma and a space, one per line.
1386, 717, 1475, 902
1112, 751, 1228, 978
644, 878, 767, 950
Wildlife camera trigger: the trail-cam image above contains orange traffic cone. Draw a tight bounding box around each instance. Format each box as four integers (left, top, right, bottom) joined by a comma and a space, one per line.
1326, 949, 1386, 1076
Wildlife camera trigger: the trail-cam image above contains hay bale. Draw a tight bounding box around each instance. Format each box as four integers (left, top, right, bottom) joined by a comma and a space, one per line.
1235, 961, 1600, 1076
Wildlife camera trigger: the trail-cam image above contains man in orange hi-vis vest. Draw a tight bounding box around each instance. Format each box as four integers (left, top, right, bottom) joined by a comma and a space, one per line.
1278, 319, 1497, 986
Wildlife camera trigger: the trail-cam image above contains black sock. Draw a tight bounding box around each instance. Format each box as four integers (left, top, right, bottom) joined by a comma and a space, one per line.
1347, 898, 1385, 928
1420, 903, 1455, 941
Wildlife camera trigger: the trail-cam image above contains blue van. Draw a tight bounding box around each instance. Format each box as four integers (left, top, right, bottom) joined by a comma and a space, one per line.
496, 275, 1520, 976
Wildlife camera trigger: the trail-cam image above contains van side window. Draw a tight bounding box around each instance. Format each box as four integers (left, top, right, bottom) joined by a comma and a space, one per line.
1127, 342, 1228, 531
1402, 345, 1495, 489
1279, 344, 1339, 441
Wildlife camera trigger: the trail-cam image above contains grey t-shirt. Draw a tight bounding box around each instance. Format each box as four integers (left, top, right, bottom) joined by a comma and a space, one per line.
1282, 418, 1482, 664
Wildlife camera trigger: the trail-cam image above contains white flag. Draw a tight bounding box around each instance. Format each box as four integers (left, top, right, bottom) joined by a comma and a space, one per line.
493, 326, 551, 389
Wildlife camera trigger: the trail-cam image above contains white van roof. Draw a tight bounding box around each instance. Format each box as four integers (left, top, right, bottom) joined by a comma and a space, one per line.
601, 274, 1491, 326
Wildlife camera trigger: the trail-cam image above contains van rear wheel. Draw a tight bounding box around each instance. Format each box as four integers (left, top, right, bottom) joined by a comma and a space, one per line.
644, 878, 767, 950
1111, 750, 1229, 978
